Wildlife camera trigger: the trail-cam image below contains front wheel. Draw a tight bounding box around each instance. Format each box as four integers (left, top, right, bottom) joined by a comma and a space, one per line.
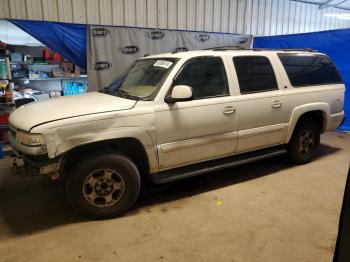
287, 121, 320, 165
65, 152, 141, 219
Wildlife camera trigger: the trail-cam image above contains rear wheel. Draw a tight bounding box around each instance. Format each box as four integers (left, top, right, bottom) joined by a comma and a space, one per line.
65, 152, 141, 219
287, 120, 320, 164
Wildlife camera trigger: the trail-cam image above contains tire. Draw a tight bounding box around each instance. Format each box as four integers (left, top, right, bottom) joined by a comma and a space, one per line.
287, 120, 320, 165
65, 151, 141, 219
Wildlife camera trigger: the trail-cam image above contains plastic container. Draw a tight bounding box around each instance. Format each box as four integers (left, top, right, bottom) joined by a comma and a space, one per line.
1, 130, 8, 143
0, 142, 4, 159
64, 82, 87, 96
0, 113, 9, 125
10, 53, 23, 62
0, 62, 6, 79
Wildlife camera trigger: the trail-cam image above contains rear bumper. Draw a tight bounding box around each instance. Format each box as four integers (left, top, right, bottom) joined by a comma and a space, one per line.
327, 111, 345, 131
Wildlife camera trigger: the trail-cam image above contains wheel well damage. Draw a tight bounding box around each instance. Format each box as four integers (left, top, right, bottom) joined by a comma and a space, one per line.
61, 138, 150, 179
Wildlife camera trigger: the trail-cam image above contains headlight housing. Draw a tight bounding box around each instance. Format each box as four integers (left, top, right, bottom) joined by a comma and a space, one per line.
16, 131, 46, 146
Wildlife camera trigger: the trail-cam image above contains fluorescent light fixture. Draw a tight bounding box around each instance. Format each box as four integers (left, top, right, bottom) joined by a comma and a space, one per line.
324, 13, 350, 19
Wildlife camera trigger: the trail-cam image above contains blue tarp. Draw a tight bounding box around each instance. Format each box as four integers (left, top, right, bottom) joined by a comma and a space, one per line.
254, 29, 350, 131
9, 19, 87, 70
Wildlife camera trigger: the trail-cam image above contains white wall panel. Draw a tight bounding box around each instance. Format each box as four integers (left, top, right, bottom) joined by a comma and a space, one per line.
236, 0, 246, 34
72, 0, 86, 24
177, 0, 187, 29
167, 0, 177, 29
221, 0, 230, 32
42, 0, 58, 22
125, 0, 136, 27
135, 0, 146, 27
146, 0, 157, 28
112, 0, 124, 26
228, 0, 236, 33
186, 0, 196, 30
25, 0, 43, 20
9, 0, 27, 19
86, 0, 99, 24
196, 0, 205, 31
0, 1, 9, 19
204, 0, 213, 32
257, 0, 265, 36
2, 0, 350, 36
264, 0, 272, 35
57, 0, 72, 23
244, 0, 252, 34
212, 0, 222, 32
99, 0, 113, 26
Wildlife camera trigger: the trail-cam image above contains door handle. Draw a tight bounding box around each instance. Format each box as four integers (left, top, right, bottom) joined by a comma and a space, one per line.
272, 100, 282, 108
223, 106, 236, 114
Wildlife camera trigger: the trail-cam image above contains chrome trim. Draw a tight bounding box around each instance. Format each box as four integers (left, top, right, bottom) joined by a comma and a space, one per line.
8, 131, 47, 155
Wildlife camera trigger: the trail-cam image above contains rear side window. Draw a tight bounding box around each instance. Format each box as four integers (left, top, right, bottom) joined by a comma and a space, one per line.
278, 54, 343, 87
233, 56, 278, 94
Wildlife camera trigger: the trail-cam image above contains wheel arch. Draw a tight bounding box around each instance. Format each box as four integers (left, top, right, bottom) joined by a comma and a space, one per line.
61, 137, 152, 180
285, 103, 330, 143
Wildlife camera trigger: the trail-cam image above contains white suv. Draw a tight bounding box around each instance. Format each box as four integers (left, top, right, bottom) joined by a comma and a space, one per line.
8, 47, 345, 218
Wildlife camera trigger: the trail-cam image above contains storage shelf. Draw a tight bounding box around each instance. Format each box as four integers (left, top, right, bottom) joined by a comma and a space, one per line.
13, 77, 87, 81
10, 62, 62, 65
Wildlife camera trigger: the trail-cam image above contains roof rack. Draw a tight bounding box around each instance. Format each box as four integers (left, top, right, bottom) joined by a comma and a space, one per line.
207, 46, 318, 52
253, 48, 318, 52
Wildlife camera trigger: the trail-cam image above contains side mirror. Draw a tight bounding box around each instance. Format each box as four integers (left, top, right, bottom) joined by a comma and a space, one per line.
165, 85, 193, 103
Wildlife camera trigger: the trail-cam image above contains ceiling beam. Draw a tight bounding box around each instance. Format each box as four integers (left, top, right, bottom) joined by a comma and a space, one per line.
291, 0, 350, 11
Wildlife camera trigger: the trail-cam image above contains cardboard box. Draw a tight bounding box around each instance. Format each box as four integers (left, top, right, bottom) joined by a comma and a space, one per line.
63, 62, 74, 73
52, 68, 63, 78
74, 66, 81, 77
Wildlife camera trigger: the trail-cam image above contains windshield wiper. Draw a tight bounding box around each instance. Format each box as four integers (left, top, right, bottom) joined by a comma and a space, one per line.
109, 89, 141, 100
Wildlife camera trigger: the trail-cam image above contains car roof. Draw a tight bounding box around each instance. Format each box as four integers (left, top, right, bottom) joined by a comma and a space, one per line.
142, 48, 323, 60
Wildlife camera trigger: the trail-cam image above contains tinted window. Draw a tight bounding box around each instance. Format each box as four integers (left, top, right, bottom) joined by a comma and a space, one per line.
173, 57, 229, 99
233, 56, 278, 94
278, 54, 343, 87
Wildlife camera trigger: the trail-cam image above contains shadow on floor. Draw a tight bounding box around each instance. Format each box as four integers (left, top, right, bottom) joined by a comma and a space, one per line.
0, 144, 340, 237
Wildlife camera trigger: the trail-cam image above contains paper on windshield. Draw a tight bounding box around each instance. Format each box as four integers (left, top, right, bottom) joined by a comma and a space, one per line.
153, 60, 173, 69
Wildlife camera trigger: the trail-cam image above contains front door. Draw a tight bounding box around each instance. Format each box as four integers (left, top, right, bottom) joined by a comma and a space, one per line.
155, 57, 238, 170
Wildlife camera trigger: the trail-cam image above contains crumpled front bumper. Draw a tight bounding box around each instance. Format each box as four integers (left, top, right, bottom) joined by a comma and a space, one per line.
8, 130, 47, 156
10, 148, 61, 178
8, 128, 61, 178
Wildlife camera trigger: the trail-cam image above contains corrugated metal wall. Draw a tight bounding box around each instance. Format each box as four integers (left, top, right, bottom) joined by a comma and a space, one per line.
0, 0, 350, 36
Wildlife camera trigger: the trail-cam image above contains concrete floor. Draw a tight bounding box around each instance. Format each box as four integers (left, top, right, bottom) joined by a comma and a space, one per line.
0, 131, 349, 262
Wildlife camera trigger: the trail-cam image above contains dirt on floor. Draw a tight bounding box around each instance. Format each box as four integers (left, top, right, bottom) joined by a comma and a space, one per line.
0, 131, 349, 262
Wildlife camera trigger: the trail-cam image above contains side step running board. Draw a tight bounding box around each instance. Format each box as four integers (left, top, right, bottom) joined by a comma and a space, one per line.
151, 146, 287, 184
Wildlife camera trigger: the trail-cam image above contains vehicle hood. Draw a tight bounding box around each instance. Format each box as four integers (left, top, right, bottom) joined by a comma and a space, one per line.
9, 92, 137, 131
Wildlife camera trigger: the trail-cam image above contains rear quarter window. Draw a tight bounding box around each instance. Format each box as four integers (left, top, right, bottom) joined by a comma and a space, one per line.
278, 54, 343, 87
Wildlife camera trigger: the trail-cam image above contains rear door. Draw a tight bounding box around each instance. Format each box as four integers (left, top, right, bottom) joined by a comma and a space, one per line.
230, 54, 288, 152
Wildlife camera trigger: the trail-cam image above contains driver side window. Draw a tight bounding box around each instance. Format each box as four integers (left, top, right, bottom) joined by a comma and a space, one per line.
173, 57, 229, 100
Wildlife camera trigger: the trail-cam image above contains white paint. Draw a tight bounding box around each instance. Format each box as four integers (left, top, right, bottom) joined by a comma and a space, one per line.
8, 49, 345, 173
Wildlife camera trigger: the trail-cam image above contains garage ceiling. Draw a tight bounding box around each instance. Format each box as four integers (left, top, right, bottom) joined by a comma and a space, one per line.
293, 0, 350, 10
1, 0, 350, 36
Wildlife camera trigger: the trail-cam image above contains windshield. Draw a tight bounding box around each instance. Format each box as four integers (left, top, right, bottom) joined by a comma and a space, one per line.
108, 58, 176, 100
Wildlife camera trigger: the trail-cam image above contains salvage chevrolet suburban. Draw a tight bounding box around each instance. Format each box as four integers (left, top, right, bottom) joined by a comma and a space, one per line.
8, 47, 345, 218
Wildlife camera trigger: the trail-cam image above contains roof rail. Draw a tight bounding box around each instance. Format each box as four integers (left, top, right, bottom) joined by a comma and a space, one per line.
253, 48, 318, 52
207, 46, 246, 51
207, 46, 318, 52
